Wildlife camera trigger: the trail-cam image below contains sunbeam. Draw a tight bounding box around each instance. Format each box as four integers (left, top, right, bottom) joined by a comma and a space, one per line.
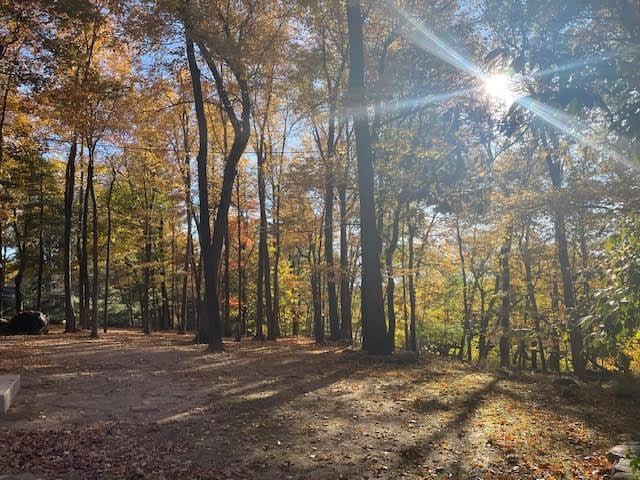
515, 96, 635, 169
390, 3, 482, 77
384, 0, 636, 169
529, 45, 640, 79
530, 56, 609, 79
345, 87, 475, 121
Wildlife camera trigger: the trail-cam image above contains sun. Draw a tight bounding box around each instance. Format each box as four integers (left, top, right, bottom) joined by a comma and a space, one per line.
482, 73, 516, 105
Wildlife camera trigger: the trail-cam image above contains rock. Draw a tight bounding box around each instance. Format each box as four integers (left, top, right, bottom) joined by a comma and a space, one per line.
0, 375, 21, 414
608, 442, 640, 480
552, 376, 579, 387
4, 310, 48, 335
612, 472, 636, 480
608, 442, 640, 460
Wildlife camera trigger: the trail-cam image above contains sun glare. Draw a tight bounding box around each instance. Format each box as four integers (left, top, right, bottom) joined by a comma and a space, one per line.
483, 73, 516, 105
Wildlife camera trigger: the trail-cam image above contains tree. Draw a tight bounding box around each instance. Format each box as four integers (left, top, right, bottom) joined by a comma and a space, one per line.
346, 0, 389, 354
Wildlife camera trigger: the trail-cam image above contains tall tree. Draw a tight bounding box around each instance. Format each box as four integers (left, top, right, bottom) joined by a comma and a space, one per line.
346, 0, 389, 354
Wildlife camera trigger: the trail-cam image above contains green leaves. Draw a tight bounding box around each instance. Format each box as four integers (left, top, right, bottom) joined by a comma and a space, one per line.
586, 215, 640, 370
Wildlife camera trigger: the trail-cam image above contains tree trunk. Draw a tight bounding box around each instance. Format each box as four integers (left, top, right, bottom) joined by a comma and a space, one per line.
272, 175, 282, 338
159, 219, 170, 330
408, 220, 417, 352
223, 228, 231, 336
36, 166, 45, 311
499, 226, 513, 369
14, 249, 25, 314
13, 219, 26, 314
519, 224, 546, 372
142, 213, 152, 335
191, 250, 202, 333
545, 152, 585, 377
346, 0, 389, 354
256, 220, 266, 341
311, 246, 324, 344
324, 140, 339, 341
0, 76, 10, 319
180, 126, 192, 335
102, 168, 116, 333
455, 216, 471, 361
195, 42, 251, 352
79, 155, 90, 331
185, 36, 214, 345
401, 217, 409, 350
257, 149, 276, 340
235, 175, 243, 341
63, 140, 78, 331
478, 274, 499, 361
88, 148, 99, 338
170, 218, 177, 329
338, 184, 352, 342
385, 207, 401, 351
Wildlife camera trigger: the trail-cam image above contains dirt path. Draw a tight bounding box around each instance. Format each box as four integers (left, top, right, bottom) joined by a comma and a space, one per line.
1, 328, 637, 479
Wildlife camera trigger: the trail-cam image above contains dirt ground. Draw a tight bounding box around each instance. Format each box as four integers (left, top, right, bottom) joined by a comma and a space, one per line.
1, 327, 638, 480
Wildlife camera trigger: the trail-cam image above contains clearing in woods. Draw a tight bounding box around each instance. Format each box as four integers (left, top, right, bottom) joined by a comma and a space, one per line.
1, 328, 638, 480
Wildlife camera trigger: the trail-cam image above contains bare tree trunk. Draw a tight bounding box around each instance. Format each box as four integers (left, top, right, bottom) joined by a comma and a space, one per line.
142, 214, 152, 335
191, 248, 202, 333
63, 140, 78, 331
408, 219, 417, 352
79, 153, 90, 331
401, 217, 409, 350
385, 207, 401, 351
545, 152, 585, 377
499, 226, 513, 368
455, 216, 471, 361
478, 274, 499, 361
235, 175, 243, 341
0, 76, 10, 319
14, 247, 25, 314
88, 147, 99, 338
324, 141, 339, 341
223, 229, 231, 336
185, 35, 214, 345
141, 169, 155, 335
272, 173, 282, 338
159, 219, 170, 330
170, 217, 177, 329
346, 0, 389, 354
180, 120, 191, 335
36, 165, 45, 311
195, 42, 251, 352
257, 148, 276, 340
102, 168, 116, 333
12, 218, 26, 315
311, 245, 324, 344
522, 227, 546, 373
338, 184, 352, 342
256, 220, 266, 341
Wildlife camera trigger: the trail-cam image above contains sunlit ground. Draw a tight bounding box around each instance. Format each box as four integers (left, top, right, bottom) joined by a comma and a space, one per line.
1, 328, 637, 479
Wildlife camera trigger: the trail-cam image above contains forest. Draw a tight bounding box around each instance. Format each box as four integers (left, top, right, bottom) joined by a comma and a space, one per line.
0, 0, 639, 479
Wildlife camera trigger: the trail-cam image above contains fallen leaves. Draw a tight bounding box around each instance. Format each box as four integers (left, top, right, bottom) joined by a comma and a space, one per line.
1, 329, 638, 479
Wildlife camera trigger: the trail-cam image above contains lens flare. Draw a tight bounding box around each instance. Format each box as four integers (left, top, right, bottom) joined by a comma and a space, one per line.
382, 0, 636, 169
482, 73, 517, 105
344, 87, 474, 121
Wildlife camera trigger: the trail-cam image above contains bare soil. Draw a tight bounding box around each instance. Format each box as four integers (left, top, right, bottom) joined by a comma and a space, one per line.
1, 327, 638, 479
